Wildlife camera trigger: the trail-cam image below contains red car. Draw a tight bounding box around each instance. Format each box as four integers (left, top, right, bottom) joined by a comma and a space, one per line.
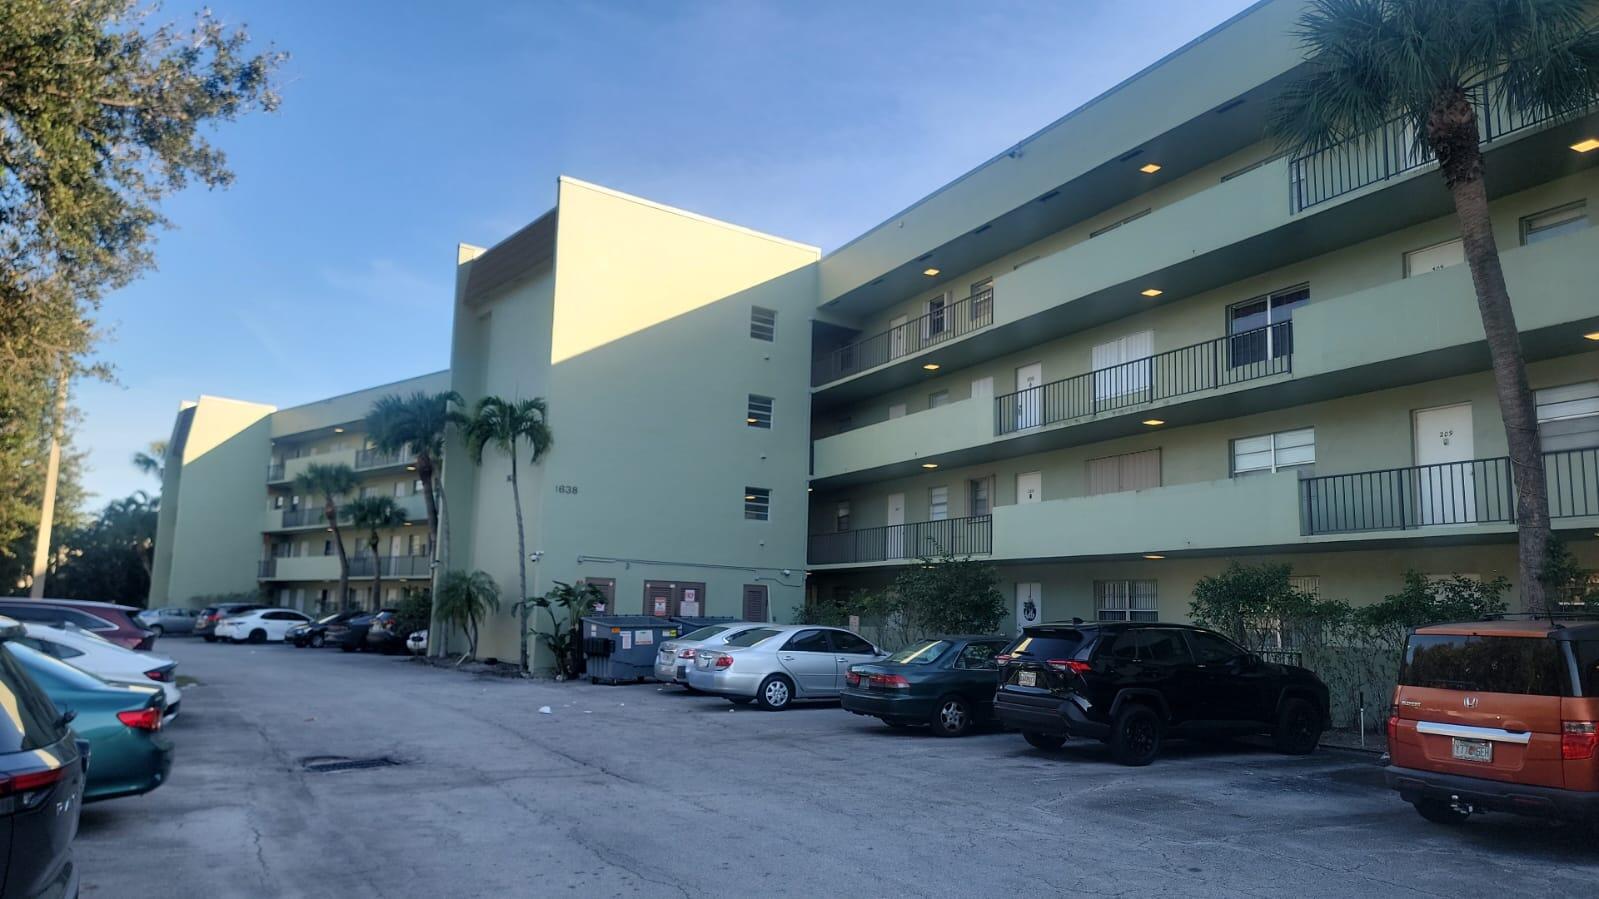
0, 598, 157, 650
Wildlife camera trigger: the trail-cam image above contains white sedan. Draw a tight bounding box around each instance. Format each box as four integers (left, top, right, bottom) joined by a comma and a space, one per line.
215, 608, 312, 643
19, 623, 183, 718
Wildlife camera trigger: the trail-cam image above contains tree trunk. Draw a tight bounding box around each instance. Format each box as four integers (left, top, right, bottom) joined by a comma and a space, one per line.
1431, 92, 1552, 612
370, 536, 384, 613
327, 498, 352, 610
510, 444, 530, 673
429, 454, 450, 658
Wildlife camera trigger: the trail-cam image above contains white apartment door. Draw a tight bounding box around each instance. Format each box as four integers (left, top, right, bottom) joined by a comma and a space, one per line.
1015, 582, 1042, 634
1413, 403, 1476, 526
889, 315, 909, 360
1092, 330, 1154, 406
971, 376, 994, 399
1016, 471, 1043, 504
886, 493, 906, 559
1014, 363, 1043, 430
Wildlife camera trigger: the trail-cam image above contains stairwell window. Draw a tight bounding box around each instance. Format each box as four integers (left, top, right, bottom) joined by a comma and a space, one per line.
1232, 427, 1315, 475
746, 394, 774, 429
1536, 381, 1599, 451
1521, 201, 1588, 245
744, 487, 771, 521
1096, 580, 1158, 622
750, 307, 777, 341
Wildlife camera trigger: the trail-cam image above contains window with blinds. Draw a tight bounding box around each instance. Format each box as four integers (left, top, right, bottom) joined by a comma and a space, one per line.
746, 394, 773, 429
1536, 381, 1599, 451
928, 486, 949, 521
1232, 428, 1315, 475
1096, 580, 1158, 622
1086, 449, 1162, 495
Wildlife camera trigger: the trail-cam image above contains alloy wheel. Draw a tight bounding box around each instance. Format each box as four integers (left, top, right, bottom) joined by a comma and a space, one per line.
938, 700, 967, 735
763, 679, 790, 708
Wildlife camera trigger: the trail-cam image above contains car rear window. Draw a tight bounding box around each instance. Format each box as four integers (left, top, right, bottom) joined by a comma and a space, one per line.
888, 641, 951, 664
680, 626, 730, 642
0, 643, 65, 753
1401, 634, 1568, 696
1002, 628, 1087, 661
724, 628, 781, 647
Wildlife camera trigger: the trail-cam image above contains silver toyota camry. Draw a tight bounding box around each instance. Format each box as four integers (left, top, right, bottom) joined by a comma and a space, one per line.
685, 624, 886, 710
653, 622, 765, 688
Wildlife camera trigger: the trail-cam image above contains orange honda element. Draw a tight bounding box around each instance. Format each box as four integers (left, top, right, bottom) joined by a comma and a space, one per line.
1386, 618, 1599, 827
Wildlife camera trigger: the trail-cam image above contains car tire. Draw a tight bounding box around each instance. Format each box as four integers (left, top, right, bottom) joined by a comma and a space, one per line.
247, 629, 267, 644
1109, 704, 1163, 766
931, 695, 972, 738
1023, 731, 1066, 751
1413, 799, 1471, 826
727, 696, 754, 705
203, 635, 216, 643
150, 625, 164, 637
755, 675, 794, 711
310, 633, 325, 649
1273, 697, 1322, 755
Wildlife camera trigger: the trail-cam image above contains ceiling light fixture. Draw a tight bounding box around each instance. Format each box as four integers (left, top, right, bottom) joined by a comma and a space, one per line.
746, 417, 758, 423
1572, 138, 1599, 153
921, 462, 939, 469
1143, 553, 1166, 560
923, 268, 941, 277
1142, 419, 1165, 426
1141, 288, 1163, 298
1139, 163, 1163, 174
1585, 331, 1599, 341
333, 427, 345, 433
922, 363, 941, 371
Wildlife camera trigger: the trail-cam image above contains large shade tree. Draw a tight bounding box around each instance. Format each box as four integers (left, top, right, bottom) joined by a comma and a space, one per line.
294, 463, 358, 609
452, 396, 552, 672
344, 496, 408, 611
1271, 0, 1599, 611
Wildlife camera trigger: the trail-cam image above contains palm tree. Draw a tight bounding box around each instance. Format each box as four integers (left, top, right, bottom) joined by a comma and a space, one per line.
100, 490, 160, 580
435, 569, 502, 661
1270, 0, 1599, 611
451, 396, 553, 672
132, 440, 167, 482
294, 463, 359, 609
343, 495, 408, 611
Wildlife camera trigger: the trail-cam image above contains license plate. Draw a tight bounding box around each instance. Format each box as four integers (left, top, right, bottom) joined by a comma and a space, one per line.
1451, 738, 1492, 763
1017, 671, 1037, 687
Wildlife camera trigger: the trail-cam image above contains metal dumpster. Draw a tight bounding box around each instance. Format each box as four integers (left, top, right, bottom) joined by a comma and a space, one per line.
581, 616, 683, 685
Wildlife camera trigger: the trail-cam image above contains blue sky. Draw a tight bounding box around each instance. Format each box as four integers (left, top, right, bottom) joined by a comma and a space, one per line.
79, 0, 1258, 505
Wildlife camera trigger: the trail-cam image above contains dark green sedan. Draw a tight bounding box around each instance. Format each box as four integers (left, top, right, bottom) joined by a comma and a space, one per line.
841, 636, 1009, 736
8, 642, 173, 802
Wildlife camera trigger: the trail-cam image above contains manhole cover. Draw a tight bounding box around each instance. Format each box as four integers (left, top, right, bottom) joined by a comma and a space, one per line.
300, 755, 403, 773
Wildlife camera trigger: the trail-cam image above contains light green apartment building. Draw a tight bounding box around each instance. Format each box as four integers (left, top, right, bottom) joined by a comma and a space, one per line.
152, 0, 1599, 661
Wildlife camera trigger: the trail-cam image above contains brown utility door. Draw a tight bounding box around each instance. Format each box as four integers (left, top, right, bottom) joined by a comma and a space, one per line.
643, 581, 708, 617
742, 584, 769, 622
582, 578, 616, 614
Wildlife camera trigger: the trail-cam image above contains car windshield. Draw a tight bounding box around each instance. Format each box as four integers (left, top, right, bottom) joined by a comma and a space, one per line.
723, 627, 781, 647
314, 613, 344, 624
888, 640, 951, 664
1401, 634, 1568, 696
679, 625, 730, 642
1003, 628, 1087, 661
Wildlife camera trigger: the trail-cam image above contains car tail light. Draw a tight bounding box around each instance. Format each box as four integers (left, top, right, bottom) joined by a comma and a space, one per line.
144, 667, 174, 683
995, 654, 1013, 664
1046, 659, 1091, 675
1387, 714, 1399, 747
713, 655, 734, 669
0, 765, 68, 812
1562, 721, 1598, 760
677, 649, 696, 659
844, 670, 861, 687
868, 673, 909, 690
117, 707, 163, 732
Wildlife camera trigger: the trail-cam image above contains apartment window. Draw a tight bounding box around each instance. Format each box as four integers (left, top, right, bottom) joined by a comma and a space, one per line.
1092, 331, 1154, 400
1228, 284, 1307, 366
836, 502, 851, 532
1096, 580, 1158, 622
272, 495, 284, 510
928, 390, 950, 409
749, 306, 777, 341
414, 478, 425, 494
928, 486, 949, 521
1403, 237, 1464, 277
744, 487, 771, 521
925, 294, 947, 338
1086, 449, 1162, 496
322, 540, 334, 556
970, 278, 993, 321
968, 477, 993, 517
1536, 381, 1599, 451
1232, 427, 1316, 475
1521, 201, 1588, 245
393, 481, 406, 497
746, 394, 774, 429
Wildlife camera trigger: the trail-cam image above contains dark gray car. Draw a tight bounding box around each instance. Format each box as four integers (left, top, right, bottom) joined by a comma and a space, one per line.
136, 606, 198, 636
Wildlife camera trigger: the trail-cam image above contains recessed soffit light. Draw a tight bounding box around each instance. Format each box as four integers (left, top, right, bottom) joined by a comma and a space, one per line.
1142, 419, 1165, 426
1141, 288, 1163, 298
1571, 138, 1599, 153
1139, 163, 1162, 174
922, 268, 940, 277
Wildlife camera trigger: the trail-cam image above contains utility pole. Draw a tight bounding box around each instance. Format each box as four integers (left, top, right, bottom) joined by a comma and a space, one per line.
28, 366, 70, 599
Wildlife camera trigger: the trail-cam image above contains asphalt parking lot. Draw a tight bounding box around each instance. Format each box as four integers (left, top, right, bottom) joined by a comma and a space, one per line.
75, 639, 1599, 898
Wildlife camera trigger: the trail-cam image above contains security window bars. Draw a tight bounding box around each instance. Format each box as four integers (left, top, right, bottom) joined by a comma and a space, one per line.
1521, 201, 1588, 246
744, 487, 771, 521
750, 307, 777, 342
746, 394, 774, 429
1233, 428, 1315, 476
1096, 580, 1158, 622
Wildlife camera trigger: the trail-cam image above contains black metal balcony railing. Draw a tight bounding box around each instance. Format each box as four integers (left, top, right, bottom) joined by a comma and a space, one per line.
1301, 448, 1599, 535
257, 558, 277, 578
994, 322, 1292, 436
1289, 71, 1569, 213
807, 514, 992, 565
812, 289, 994, 386
267, 463, 286, 481
355, 447, 406, 470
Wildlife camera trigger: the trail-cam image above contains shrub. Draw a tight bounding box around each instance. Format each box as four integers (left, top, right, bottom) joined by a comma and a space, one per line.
394, 589, 432, 637
803, 553, 1006, 650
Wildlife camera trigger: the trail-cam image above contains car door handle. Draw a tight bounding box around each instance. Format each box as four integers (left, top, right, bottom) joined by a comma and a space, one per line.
835, 657, 849, 662
780, 654, 795, 661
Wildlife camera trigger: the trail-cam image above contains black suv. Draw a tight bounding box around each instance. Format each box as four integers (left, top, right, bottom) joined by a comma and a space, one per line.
993, 621, 1329, 766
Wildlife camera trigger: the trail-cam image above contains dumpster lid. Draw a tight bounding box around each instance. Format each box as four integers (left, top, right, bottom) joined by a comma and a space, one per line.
670, 616, 743, 629
582, 615, 680, 629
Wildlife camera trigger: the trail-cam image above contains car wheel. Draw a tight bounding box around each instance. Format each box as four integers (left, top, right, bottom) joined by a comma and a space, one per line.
755, 675, 793, 710
247, 629, 267, 644
309, 633, 325, 648
1273, 697, 1322, 755
203, 635, 216, 643
150, 625, 164, 637
727, 696, 754, 705
1413, 799, 1471, 826
931, 696, 972, 737
1023, 731, 1066, 751
1109, 704, 1163, 766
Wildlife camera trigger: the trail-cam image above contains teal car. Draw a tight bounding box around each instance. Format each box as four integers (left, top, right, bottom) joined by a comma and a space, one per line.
7, 642, 173, 802
841, 636, 1010, 736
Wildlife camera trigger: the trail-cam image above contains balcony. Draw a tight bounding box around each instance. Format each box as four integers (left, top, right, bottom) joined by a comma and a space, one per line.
996, 323, 1292, 436
267, 463, 285, 482
812, 397, 993, 480
813, 288, 993, 387
356, 447, 408, 470
260, 554, 433, 581
1302, 448, 1599, 535
349, 554, 433, 578
276, 448, 359, 484
807, 515, 992, 565
258, 558, 277, 578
